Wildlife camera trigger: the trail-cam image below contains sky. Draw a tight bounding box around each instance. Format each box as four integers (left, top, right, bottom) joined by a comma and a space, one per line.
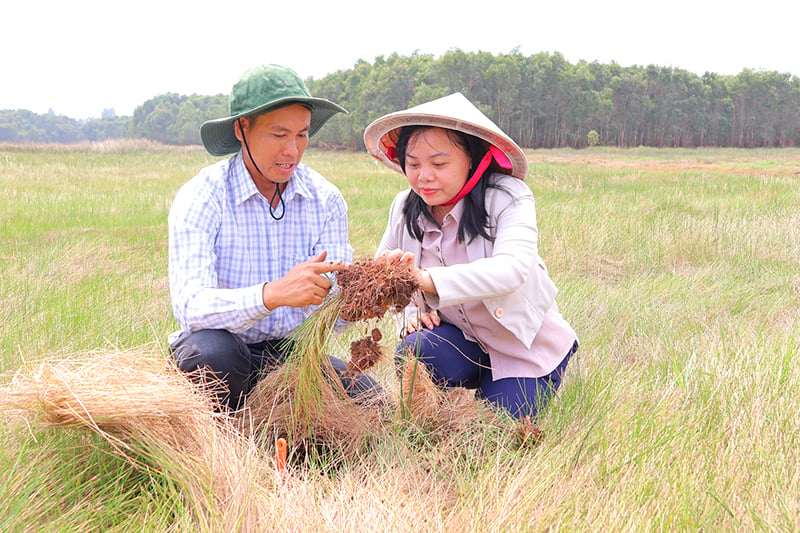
3, 0, 798, 119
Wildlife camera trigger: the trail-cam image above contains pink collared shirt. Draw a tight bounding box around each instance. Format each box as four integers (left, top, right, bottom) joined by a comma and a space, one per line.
377, 174, 577, 380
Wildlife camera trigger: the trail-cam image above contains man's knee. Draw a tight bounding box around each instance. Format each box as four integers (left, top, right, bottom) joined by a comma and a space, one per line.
172, 329, 247, 373
171, 329, 253, 410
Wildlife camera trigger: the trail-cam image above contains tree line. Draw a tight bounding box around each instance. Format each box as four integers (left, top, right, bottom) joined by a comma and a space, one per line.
0, 94, 227, 146
3, 50, 799, 149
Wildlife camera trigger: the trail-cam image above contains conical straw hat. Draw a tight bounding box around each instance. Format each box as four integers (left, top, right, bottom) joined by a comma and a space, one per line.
363, 92, 527, 179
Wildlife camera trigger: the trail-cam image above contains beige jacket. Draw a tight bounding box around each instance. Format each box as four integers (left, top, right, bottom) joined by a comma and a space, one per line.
376, 174, 561, 349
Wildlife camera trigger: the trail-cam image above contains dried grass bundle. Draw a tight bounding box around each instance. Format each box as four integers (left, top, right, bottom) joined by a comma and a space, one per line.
238, 292, 389, 462
0, 349, 271, 530
281, 295, 349, 426
398, 352, 442, 423
1, 351, 215, 445
240, 363, 387, 461
398, 350, 502, 435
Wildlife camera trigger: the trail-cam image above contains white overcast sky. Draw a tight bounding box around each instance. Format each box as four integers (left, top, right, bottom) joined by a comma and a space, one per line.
2, 0, 797, 119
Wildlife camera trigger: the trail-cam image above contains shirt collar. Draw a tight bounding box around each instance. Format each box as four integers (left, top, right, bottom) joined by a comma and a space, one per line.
418, 198, 465, 231
230, 151, 312, 206
230, 151, 261, 206
289, 164, 314, 199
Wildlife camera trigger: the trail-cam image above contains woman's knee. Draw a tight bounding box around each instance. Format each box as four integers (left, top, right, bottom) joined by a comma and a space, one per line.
395, 325, 484, 387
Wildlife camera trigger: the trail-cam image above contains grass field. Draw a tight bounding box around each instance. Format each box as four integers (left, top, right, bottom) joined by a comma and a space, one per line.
1, 141, 798, 531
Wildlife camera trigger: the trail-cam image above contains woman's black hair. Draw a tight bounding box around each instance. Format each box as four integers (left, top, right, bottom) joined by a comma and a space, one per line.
395, 125, 508, 244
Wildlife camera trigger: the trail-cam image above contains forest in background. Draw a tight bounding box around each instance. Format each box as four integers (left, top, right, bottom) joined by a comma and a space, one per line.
2, 50, 799, 149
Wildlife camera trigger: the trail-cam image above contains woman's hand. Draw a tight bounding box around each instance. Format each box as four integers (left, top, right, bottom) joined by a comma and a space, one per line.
377, 249, 436, 294
377, 248, 415, 267
405, 309, 441, 335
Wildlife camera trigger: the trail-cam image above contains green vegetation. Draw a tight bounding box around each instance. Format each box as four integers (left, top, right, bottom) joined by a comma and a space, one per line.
3, 50, 800, 148
1, 143, 798, 530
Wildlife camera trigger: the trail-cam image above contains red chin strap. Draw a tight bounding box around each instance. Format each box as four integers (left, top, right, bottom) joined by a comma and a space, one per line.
439, 145, 512, 206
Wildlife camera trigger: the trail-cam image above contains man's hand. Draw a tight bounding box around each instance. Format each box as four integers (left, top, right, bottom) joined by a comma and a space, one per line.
262, 251, 346, 309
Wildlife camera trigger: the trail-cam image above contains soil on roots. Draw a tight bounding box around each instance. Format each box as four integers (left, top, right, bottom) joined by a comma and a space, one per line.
346, 328, 383, 376
337, 258, 419, 376
336, 258, 419, 322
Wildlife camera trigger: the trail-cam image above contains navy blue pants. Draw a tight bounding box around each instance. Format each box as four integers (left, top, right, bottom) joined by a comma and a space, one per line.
399, 322, 576, 419
172, 329, 380, 411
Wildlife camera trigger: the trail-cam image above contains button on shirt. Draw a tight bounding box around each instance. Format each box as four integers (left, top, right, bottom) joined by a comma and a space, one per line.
168, 152, 353, 344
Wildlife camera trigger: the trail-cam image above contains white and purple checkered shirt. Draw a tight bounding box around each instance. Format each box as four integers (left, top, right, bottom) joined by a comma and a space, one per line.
168, 151, 353, 344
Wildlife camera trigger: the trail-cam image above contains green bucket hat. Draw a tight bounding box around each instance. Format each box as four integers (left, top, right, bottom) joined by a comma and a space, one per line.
200, 64, 347, 156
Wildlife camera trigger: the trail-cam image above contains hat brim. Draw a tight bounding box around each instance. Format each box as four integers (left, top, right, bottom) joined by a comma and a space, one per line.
363, 92, 528, 180
201, 97, 347, 157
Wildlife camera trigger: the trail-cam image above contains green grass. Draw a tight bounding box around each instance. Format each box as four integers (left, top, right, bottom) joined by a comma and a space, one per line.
1, 141, 798, 531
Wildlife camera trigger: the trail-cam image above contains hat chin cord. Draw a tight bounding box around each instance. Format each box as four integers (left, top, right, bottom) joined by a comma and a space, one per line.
438, 145, 512, 207
238, 119, 286, 220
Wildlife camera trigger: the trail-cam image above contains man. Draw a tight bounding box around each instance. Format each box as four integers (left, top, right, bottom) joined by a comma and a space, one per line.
168, 64, 374, 411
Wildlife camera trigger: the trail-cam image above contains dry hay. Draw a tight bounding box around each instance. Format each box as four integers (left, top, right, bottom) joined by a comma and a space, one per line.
238, 363, 388, 464
0, 349, 272, 530
397, 350, 545, 450
397, 350, 499, 432
263, 294, 386, 455
1, 350, 217, 449
398, 352, 442, 423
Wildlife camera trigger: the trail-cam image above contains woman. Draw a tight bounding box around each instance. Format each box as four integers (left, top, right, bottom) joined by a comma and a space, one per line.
364, 93, 578, 419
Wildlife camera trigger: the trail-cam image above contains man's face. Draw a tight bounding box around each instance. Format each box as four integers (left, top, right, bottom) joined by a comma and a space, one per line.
237, 104, 312, 187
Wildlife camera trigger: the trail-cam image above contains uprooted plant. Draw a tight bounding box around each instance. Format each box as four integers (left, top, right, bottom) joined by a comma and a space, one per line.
240, 257, 420, 461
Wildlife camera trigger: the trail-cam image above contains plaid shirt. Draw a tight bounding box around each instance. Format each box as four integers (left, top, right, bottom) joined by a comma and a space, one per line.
168, 152, 353, 344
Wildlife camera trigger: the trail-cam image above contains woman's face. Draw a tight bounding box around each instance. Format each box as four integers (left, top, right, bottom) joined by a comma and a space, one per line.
403, 127, 471, 206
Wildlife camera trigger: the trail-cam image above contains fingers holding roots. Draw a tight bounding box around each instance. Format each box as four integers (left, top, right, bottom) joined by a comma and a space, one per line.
337, 258, 419, 322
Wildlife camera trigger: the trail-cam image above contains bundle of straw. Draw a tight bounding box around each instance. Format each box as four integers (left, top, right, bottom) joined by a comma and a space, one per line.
2, 350, 216, 447
0, 349, 271, 530
397, 349, 504, 437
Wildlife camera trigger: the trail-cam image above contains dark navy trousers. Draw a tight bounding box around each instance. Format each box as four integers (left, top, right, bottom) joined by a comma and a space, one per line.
399, 322, 576, 419
172, 329, 379, 411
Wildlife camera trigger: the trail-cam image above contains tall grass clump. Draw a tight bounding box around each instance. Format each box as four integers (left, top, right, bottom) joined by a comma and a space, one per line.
241, 294, 387, 465
1, 144, 799, 530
